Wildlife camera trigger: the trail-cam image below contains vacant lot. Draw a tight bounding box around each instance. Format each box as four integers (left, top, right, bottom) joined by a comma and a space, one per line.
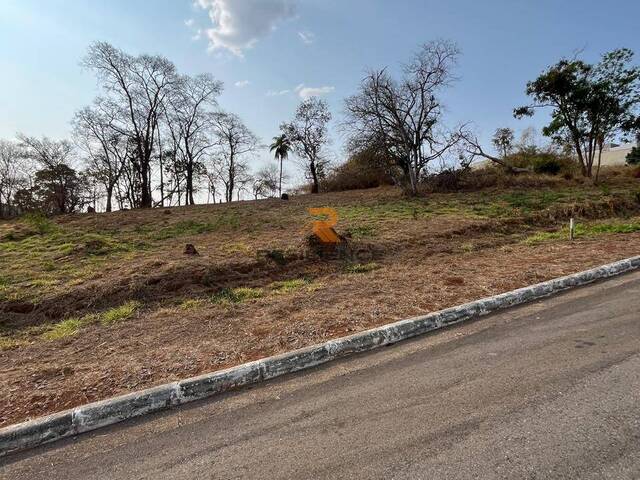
2, 169, 640, 427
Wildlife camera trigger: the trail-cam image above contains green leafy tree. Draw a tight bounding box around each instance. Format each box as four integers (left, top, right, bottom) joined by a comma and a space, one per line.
269, 134, 291, 197
515, 49, 640, 178
627, 146, 640, 165
491, 128, 515, 159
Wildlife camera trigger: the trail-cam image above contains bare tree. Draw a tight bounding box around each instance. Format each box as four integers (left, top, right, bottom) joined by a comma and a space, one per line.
166, 73, 223, 205
344, 40, 463, 195
252, 163, 282, 199
281, 97, 331, 194
82, 42, 178, 208
73, 101, 130, 212
209, 113, 258, 202
460, 131, 530, 173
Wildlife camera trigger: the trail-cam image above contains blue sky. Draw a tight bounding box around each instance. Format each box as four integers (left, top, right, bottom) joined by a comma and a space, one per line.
1, 0, 640, 178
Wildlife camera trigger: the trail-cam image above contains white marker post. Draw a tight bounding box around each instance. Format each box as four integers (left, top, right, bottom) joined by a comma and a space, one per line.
569, 218, 575, 241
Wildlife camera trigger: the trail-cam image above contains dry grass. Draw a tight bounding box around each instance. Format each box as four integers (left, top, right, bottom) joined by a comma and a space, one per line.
1, 171, 640, 427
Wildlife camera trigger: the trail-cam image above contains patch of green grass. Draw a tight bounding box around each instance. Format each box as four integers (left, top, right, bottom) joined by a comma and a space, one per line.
75, 233, 137, 256
28, 278, 59, 288
22, 212, 57, 235
343, 262, 381, 274
179, 298, 206, 310
100, 301, 141, 325
524, 231, 564, 245
154, 220, 216, 240
212, 287, 264, 304
224, 242, 252, 255
41, 261, 56, 272
469, 191, 566, 218
587, 222, 640, 234
153, 214, 240, 241
41, 317, 88, 340
38, 302, 142, 341
269, 278, 310, 294
599, 184, 612, 196
525, 220, 640, 245
337, 200, 433, 224
346, 225, 377, 239
460, 242, 475, 253
0, 336, 28, 350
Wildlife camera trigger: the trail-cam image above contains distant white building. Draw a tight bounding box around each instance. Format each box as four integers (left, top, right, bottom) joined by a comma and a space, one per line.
592, 142, 636, 166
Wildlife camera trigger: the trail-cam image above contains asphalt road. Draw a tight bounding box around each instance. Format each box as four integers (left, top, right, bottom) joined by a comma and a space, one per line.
3, 271, 640, 479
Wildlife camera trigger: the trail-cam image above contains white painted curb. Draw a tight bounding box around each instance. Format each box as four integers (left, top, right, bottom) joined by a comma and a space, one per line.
1, 255, 639, 457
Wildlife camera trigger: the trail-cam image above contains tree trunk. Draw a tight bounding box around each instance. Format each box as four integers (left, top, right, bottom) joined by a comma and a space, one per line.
186, 163, 195, 206
407, 153, 419, 196
309, 159, 319, 194
105, 184, 113, 213
140, 163, 152, 208
279, 156, 283, 197
594, 140, 604, 184
228, 160, 235, 202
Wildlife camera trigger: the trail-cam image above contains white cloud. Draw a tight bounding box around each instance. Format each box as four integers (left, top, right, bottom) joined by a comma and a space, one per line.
298, 31, 315, 45
235, 80, 250, 88
195, 0, 296, 56
295, 84, 335, 99
184, 18, 203, 40
267, 89, 291, 96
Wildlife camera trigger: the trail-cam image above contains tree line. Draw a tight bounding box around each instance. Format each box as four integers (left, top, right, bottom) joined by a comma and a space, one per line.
0, 42, 332, 218
1, 40, 639, 218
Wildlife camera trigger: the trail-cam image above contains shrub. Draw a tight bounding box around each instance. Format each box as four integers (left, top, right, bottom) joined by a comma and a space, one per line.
507, 151, 577, 176
532, 157, 563, 175
422, 167, 469, 192
626, 146, 640, 165
22, 212, 56, 235
323, 147, 396, 192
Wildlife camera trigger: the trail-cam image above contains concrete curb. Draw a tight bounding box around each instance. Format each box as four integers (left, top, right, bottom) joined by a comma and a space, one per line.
2, 255, 639, 456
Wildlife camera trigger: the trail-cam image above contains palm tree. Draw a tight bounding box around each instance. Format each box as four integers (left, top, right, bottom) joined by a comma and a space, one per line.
269, 134, 291, 197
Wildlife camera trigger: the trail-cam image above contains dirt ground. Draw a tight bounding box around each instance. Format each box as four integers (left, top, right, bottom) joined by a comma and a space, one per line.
2, 178, 640, 427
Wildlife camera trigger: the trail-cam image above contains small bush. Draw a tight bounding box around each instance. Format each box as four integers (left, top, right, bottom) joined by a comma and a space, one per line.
264, 249, 287, 265
22, 212, 56, 235
423, 168, 469, 192
532, 157, 563, 175
626, 146, 640, 165
507, 151, 577, 176
323, 147, 396, 192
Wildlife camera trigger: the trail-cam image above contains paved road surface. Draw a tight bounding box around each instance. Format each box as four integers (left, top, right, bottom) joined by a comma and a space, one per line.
2, 271, 640, 479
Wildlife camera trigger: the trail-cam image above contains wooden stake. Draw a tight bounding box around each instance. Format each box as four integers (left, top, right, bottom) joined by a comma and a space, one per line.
569, 218, 575, 241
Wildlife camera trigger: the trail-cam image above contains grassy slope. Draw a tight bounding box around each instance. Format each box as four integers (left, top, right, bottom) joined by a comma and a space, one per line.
1, 171, 640, 425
